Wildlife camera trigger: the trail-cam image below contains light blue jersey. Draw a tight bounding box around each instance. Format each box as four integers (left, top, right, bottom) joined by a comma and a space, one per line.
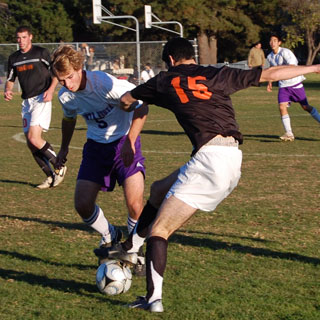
59, 71, 135, 143
267, 47, 305, 88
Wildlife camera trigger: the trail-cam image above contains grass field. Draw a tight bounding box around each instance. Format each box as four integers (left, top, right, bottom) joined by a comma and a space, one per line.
0, 75, 319, 320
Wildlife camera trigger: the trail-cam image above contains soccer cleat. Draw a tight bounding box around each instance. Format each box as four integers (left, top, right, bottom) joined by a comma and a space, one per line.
94, 242, 138, 266
98, 227, 123, 248
53, 166, 67, 187
127, 296, 164, 313
36, 175, 54, 189
94, 228, 124, 264
280, 132, 294, 142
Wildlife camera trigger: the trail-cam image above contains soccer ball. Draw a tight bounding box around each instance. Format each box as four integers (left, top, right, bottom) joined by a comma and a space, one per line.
96, 260, 132, 295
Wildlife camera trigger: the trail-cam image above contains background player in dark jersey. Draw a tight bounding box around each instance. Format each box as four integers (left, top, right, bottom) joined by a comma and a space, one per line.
4, 26, 66, 189
96, 37, 320, 312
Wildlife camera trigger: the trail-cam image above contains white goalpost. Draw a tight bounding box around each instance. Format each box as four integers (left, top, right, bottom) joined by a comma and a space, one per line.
91, 1, 185, 82
144, 5, 183, 37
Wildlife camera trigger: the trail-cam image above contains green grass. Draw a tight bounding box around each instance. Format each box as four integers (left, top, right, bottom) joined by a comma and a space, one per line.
0, 74, 319, 319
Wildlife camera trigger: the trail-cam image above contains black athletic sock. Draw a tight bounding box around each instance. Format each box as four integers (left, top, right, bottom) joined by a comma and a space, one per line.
39, 142, 57, 167
32, 150, 53, 177
137, 200, 158, 237
122, 200, 158, 251
146, 236, 168, 302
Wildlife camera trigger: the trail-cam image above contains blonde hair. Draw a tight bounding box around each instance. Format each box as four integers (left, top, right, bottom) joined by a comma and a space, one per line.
51, 45, 85, 76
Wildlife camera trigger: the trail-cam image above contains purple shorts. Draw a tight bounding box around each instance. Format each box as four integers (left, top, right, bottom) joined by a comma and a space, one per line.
278, 84, 308, 106
77, 136, 145, 191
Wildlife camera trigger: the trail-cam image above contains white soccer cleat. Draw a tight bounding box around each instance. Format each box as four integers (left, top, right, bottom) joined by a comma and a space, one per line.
280, 132, 294, 142
53, 166, 67, 187
127, 296, 164, 312
36, 176, 54, 189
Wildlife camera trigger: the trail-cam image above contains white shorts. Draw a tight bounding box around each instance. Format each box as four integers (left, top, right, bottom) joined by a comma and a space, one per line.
21, 93, 52, 133
166, 140, 242, 212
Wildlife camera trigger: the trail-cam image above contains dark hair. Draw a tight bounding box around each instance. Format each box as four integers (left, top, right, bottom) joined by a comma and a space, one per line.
16, 26, 32, 35
270, 33, 282, 42
162, 37, 195, 65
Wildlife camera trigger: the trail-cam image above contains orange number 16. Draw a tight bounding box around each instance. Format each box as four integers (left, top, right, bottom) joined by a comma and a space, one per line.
171, 76, 212, 103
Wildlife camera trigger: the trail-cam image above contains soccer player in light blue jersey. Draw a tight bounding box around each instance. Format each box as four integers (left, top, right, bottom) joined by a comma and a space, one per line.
51, 45, 148, 275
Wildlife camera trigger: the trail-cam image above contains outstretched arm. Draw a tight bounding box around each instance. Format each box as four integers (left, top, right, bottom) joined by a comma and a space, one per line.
260, 65, 320, 83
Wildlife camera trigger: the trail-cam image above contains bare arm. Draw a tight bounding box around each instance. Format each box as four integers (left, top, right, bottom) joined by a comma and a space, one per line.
260, 65, 320, 83
55, 117, 77, 169
43, 76, 59, 102
121, 103, 149, 167
4, 81, 14, 101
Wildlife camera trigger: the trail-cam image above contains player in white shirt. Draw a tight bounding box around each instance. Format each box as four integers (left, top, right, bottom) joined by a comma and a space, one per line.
267, 34, 320, 141
141, 63, 155, 83
51, 45, 148, 274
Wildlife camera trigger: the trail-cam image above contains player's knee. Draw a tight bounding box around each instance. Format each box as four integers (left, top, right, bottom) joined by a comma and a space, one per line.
74, 197, 94, 219
127, 201, 143, 220
149, 226, 170, 240
27, 134, 42, 149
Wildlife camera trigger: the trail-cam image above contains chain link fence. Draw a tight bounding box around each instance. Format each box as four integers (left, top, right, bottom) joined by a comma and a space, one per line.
0, 40, 199, 92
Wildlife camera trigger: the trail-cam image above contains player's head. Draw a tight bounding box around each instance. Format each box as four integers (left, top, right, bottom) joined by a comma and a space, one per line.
145, 63, 152, 70
253, 41, 261, 49
162, 37, 195, 68
269, 33, 282, 52
51, 45, 85, 92
16, 26, 33, 52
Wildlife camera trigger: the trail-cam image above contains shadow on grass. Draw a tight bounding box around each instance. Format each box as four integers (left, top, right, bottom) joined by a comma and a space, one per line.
0, 267, 125, 305
171, 232, 320, 266
0, 214, 94, 232
0, 179, 37, 187
180, 229, 272, 243
302, 82, 320, 89
141, 129, 185, 136
243, 134, 320, 142
0, 214, 128, 235
0, 249, 94, 270
1, 215, 318, 265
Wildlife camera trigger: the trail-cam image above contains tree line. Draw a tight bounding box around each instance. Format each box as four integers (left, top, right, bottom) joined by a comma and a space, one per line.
0, 0, 319, 65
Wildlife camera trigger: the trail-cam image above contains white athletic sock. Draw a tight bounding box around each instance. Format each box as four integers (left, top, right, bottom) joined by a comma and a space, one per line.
83, 205, 115, 244
148, 261, 163, 303
281, 114, 293, 134
310, 107, 320, 122
127, 224, 145, 253
127, 214, 138, 234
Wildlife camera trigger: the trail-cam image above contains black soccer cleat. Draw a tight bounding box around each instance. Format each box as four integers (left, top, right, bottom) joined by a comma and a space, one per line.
94, 242, 138, 266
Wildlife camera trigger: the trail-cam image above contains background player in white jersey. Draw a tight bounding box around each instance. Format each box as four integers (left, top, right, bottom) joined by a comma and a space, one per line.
4, 26, 66, 189
267, 34, 320, 141
141, 63, 155, 83
51, 45, 148, 275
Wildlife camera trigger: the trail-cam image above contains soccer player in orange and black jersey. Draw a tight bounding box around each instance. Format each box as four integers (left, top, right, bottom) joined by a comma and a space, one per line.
4, 26, 66, 189
7, 45, 52, 100
99, 37, 320, 312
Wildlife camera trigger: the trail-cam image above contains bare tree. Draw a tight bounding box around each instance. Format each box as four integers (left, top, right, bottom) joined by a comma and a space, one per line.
282, 0, 320, 65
